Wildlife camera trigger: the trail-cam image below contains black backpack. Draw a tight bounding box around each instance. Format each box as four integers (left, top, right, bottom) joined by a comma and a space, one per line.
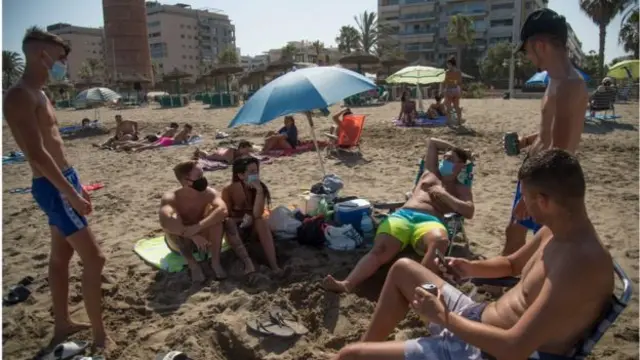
296, 215, 327, 248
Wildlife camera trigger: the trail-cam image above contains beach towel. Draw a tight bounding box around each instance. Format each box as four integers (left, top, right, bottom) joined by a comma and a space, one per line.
3, 151, 25, 165
585, 112, 621, 121
393, 116, 448, 127
198, 159, 229, 172
261, 140, 328, 157
133, 235, 230, 272
177, 135, 203, 146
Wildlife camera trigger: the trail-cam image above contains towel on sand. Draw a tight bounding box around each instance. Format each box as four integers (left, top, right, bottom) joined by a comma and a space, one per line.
3, 151, 25, 165
198, 154, 272, 172
133, 236, 230, 272
261, 140, 327, 157
393, 116, 448, 127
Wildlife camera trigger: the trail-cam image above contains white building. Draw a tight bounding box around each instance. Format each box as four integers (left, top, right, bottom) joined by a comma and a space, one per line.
47, 23, 105, 83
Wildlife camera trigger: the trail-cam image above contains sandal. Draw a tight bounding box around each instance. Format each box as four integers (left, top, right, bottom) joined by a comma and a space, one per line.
269, 307, 309, 335
43, 340, 89, 360
246, 315, 295, 338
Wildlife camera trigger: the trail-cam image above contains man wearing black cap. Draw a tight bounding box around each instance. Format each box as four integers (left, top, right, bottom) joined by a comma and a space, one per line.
502, 8, 588, 256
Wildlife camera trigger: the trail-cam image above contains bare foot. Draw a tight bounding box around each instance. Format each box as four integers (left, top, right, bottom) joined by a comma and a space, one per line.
49, 320, 91, 347
211, 262, 228, 280
322, 275, 350, 293
243, 258, 256, 275
92, 334, 116, 358
189, 265, 205, 283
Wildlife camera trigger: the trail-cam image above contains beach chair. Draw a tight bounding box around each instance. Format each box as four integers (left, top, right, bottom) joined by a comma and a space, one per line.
324, 114, 365, 155
587, 88, 618, 120
473, 261, 632, 360
372, 157, 474, 249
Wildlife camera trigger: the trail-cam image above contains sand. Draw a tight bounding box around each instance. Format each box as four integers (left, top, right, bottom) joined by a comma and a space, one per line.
2, 99, 638, 360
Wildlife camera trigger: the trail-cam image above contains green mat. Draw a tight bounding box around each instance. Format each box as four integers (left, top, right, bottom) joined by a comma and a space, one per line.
133, 236, 230, 273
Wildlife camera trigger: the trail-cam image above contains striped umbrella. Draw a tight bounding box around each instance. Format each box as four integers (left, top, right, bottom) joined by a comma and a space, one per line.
74, 87, 121, 105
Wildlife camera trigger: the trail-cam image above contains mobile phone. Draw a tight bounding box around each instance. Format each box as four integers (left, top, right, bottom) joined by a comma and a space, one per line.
435, 249, 461, 281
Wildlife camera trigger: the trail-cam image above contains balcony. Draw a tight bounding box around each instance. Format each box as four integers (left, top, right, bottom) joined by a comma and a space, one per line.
399, 12, 437, 21
404, 0, 436, 4
405, 44, 435, 52
399, 29, 436, 36
379, 0, 400, 12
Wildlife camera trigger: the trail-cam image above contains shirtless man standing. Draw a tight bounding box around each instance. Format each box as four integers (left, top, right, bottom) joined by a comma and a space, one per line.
333, 149, 613, 360
159, 160, 255, 281
323, 138, 474, 293
2, 28, 110, 351
503, 9, 588, 256
94, 114, 138, 149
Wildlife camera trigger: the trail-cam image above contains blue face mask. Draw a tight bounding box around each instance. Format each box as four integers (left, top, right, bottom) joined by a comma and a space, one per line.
438, 160, 455, 177
247, 174, 259, 183
49, 61, 67, 81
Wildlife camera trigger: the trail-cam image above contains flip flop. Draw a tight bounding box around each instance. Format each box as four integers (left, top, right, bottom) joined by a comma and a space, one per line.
3, 284, 31, 306
156, 351, 192, 360
246, 316, 295, 338
8, 187, 31, 194
268, 307, 309, 335
43, 340, 89, 360
82, 183, 104, 192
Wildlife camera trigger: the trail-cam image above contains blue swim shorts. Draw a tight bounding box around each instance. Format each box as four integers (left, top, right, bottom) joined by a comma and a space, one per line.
512, 180, 542, 233
31, 167, 87, 236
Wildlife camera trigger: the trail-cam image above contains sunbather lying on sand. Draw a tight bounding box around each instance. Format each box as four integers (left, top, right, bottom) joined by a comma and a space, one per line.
159, 160, 255, 282
263, 115, 298, 151
193, 140, 253, 163
110, 122, 180, 151
323, 137, 474, 293
94, 114, 138, 149
222, 157, 281, 272
133, 123, 195, 152
333, 149, 613, 360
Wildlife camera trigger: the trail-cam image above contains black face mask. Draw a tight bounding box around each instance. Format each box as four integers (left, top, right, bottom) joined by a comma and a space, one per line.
191, 177, 208, 192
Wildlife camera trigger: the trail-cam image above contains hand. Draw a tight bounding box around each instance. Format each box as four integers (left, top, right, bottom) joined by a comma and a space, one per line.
427, 185, 447, 202
81, 187, 92, 207
410, 286, 448, 325
437, 257, 473, 280
191, 234, 209, 252
250, 180, 262, 191
67, 192, 92, 216
513, 198, 528, 220
183, 224, 201, 238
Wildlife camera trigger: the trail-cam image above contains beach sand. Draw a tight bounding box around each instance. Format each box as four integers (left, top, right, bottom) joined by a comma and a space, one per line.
2, 99, 638, 360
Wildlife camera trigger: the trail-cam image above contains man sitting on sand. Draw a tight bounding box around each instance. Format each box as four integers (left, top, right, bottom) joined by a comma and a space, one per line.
193, 140, 254, 164
159, 160, 255, 281
323, 137, 474, 294
333, 149, 614, 360
134, 123, 195, 152
94, 114, 138, 149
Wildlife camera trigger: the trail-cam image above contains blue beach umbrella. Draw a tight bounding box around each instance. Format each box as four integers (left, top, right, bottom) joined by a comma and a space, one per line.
525, 69, 590, 86
228, 66, 376, 176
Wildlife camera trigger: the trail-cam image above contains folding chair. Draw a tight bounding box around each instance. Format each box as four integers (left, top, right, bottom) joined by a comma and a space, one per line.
324, 114, 365, 155
587, 88, 618, 120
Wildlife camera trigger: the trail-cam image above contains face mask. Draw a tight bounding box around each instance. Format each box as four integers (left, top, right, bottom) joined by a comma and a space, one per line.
438, 160, 455, 177
247, 174, 259, 183
190, 177, 208, 192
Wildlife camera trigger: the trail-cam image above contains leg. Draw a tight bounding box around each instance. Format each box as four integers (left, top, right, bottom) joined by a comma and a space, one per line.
168, 234, 204, 282
416, 228, 449, 274
323, 234, 403, 293
253, 218, 281, 271
452, 94, 463, 123
224, 219, 255, 274
203, 223, 227, 279
64, 227, 109, 349
49, 226, 90, 345
362, 258, 446, 341
333, 341, 406, 360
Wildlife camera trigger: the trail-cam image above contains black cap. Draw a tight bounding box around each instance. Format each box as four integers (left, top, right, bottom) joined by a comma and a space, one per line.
515, 8, 568, 54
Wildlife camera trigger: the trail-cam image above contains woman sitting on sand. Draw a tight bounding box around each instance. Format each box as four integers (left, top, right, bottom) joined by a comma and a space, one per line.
400, 93, 417, 126
263, 115, 298, 151
193, 140, 254, 164
222, 157, 281, 272
426, 94, 446, 119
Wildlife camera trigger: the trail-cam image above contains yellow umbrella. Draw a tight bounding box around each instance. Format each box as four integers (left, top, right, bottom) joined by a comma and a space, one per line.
607, 60, 639, 80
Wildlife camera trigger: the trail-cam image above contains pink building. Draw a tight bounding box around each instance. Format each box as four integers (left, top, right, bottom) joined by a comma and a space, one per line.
102, 0, 153, 85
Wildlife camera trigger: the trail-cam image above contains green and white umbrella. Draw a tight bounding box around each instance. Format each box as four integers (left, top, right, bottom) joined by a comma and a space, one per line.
75, 87, 121, 105
386, 66, 445, 85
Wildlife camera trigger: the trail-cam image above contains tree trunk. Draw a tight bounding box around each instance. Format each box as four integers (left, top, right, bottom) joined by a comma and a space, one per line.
598, 24, 607, 79
457, 47, 463, 71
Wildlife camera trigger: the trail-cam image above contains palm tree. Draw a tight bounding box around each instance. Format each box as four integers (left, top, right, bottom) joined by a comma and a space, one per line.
336, 25, 361, 54
312, 40, 325, 64
354, 11, 380, 54
580, 0, 634, 78
280, 43, 297, 61
447, 15, 475, 68
2, 50, 24, 89
619, 8, 639, 58
218, 47, 239, 65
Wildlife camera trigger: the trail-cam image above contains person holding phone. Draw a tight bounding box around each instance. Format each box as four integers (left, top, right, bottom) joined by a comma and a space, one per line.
222, 157, 281, 273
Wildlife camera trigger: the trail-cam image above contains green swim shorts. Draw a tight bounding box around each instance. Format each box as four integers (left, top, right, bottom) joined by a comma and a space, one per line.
376, 208, 448, 255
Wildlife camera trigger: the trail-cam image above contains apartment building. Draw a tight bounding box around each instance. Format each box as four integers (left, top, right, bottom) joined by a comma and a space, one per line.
378, 0, 552, 64
240, 54, 269, 71
145, 2, 236, 80
266, 41, 343, 65
47, 23, 105, 83
567, 24, 585, 66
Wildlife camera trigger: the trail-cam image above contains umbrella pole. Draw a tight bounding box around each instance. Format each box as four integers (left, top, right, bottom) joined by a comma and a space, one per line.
307, 116, 326, 177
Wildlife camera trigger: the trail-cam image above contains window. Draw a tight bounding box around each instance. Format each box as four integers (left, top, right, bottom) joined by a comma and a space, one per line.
491, 3, 514, 10
181, 34, 185, 38
149, 32, 161, 38
148, 20, 160, 27
490, 19, 513, 27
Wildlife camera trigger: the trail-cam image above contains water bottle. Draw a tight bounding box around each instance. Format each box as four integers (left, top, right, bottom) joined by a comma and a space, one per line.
360, 213, 375, 243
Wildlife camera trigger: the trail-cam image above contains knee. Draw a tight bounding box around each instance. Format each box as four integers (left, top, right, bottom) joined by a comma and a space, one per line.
85, 252, 106, 272
389, 258, 416, 279
428, 235, 449, 250
50, 252, 73, 269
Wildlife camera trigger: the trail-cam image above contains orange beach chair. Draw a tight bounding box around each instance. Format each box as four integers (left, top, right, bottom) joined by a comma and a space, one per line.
324, 114, 365, 155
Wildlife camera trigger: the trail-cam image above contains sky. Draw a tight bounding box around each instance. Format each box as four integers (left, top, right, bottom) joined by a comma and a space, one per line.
1, 0, 630, 61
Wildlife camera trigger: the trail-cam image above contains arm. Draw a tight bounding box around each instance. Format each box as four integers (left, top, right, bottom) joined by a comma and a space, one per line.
198, 188, 229, 229
332, 110, 346, 127
253, 186, 267, 219
3, 89, 79, 198
518, 133, 538, 150
159, 192, 184, 235
551, 81, 587, 152
132, 121, 139, 134
440, 184, 474, 219
424, 137, 457, 175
